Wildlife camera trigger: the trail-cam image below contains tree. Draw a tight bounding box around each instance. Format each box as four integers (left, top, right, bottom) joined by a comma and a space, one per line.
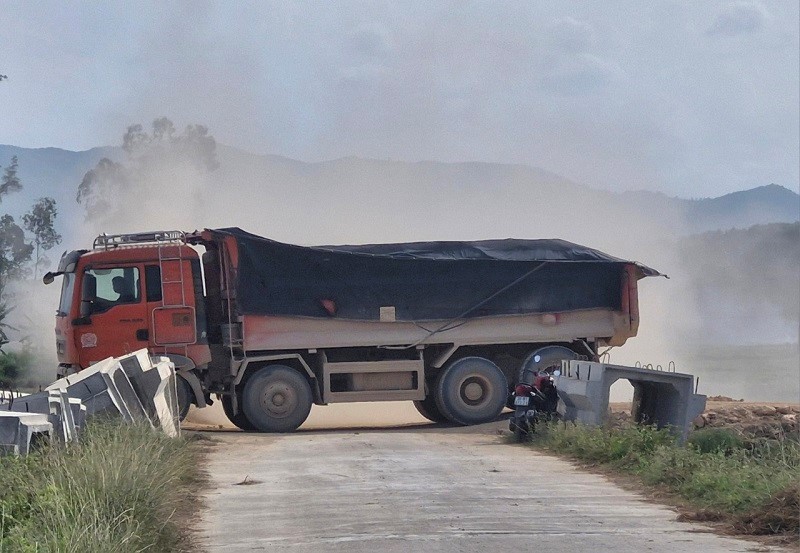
120, 117, 218, 170
0, 75, 7, 82
0, 299, 13, 351
0, 156, 22, 201
22, 197, 62, 279
0, 215, 33, 350
76, 157, 128, 219
0, 215, 33, 283
77, 117, 219, 221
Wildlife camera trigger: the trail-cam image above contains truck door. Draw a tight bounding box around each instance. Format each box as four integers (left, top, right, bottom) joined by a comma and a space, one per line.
143, 261, 198, 351
75, 265, 149, 366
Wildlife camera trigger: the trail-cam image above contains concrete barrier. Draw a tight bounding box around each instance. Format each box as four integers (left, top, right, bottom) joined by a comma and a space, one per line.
117, 351, 180, 437
46, 357, 150, 424
0, 411, 53, 455
1, 349, 179, 455
556, 360, 707, 442
0, 389, 78, 442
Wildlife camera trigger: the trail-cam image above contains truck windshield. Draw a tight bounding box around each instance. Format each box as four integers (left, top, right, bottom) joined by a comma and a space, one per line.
57, 273, 75, 316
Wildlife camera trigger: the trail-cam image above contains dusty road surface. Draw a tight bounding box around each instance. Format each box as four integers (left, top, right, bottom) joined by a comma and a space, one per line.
198, 416, 774, 553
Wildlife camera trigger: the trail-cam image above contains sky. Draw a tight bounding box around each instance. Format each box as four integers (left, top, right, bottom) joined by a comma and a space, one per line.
1, 1, 798, 198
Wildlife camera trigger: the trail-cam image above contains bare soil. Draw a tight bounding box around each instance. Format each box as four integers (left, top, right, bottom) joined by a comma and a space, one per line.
610, 397, 800, 440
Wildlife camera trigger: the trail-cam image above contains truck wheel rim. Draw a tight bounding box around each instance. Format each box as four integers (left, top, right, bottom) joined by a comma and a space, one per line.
259, 382, 296, 418
460, 376, 488, 406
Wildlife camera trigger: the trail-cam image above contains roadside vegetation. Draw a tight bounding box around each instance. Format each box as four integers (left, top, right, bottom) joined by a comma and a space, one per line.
0, 422, 201, 553
0, 349, 33, 389
525, 421, 799, 540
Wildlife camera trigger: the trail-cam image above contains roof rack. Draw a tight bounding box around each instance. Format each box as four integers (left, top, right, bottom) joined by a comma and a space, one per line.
93, 230, 187, 250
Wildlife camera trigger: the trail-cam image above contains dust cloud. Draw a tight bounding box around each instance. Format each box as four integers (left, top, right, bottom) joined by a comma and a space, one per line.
12, 125, 799, 412
186, 401, 428, 430
4, 279, 61, 387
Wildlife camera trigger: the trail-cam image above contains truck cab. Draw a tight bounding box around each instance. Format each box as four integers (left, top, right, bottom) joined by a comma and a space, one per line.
47, 231, 212, 417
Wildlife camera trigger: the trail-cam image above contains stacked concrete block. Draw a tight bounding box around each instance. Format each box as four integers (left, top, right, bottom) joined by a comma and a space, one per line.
46, 357, 150, 424
50, 389, 79, 442
0, 411, 53, 455
0, 349, 181, 456
68, 396, 87, 432
555, 360, 707, 442
0, 389, 79, 443
116, 351, 180, 437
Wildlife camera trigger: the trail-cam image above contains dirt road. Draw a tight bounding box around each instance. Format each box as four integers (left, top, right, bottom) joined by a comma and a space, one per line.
199, 420, 773, 552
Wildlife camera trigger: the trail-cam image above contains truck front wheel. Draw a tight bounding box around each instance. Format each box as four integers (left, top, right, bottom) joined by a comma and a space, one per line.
242, 365, 313, 432
434, 357, 508, 425
221, 393, 257, 432
176, 375, 193, 422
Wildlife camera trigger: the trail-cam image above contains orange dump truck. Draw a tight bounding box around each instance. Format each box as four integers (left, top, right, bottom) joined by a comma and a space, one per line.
45, 229, 660, 432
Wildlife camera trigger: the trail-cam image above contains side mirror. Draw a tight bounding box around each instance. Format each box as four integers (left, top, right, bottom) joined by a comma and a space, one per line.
43, 271, 59, 285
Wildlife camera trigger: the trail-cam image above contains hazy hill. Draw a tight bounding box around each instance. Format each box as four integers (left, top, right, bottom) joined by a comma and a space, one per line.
0, 145, 119, 238
678, 222, 800, 343
1, 144, 796, 247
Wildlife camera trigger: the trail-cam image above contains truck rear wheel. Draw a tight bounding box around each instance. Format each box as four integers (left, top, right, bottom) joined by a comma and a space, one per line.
413, 394, 448, 423
518, 345, 579, 382
434, 357, 508, 425
221, 394, 257, 432
242, 365, 313, 432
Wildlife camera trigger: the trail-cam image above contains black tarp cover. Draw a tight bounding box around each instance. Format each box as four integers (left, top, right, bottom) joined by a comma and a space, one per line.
209, 228, 661, 321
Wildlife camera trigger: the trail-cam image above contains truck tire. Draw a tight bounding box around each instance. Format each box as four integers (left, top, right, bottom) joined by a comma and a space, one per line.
518, 345, 579, 383
413, 394, 448, 423
242, 365, 313, 432
176, 375, 193, 422
221, 394, 257, 432
434, 357, 508, 425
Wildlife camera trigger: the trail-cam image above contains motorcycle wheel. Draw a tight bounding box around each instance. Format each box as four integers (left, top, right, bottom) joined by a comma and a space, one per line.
514, 425, 525, 443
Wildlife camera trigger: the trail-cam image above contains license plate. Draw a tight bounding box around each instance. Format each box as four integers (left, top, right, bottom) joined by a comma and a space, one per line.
514, 396, 530, 406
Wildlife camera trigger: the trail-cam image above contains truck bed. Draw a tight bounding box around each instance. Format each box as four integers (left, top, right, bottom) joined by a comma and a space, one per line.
240, 307, 631, 353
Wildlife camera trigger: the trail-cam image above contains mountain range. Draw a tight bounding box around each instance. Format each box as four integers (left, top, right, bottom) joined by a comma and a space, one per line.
0, 144, 797, 249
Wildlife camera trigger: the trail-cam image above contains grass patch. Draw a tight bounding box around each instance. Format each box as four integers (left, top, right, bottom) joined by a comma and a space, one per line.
529, 422, 800, 538
0, 421, 200, 552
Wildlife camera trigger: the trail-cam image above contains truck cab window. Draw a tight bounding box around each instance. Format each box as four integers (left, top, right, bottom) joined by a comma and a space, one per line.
145, 265, 162, 302
83, 267, 140, 313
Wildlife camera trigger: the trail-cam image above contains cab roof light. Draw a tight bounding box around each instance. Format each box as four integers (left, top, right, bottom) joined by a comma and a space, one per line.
93, 230, 186, 250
